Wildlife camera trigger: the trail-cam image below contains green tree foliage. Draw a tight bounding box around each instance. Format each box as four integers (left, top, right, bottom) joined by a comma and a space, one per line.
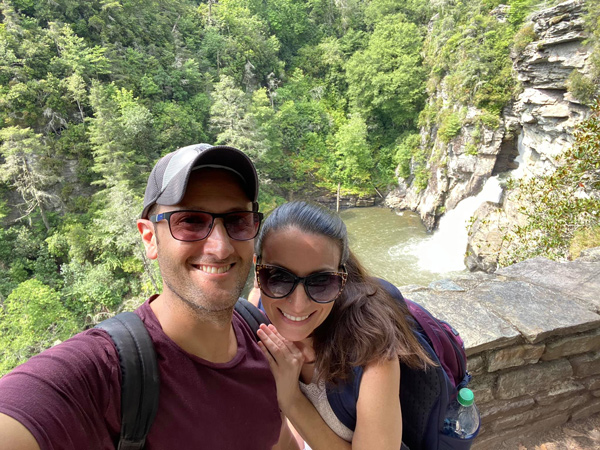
210, 75, 268, 162
330, 114, 373, 191
0, 126, 61, 230
88, 82, 156, 189
346, 14, 426, 133
0, 0, 590, 374
500, 100, 600, 265
0, 278, 80, 375
202, 0, 282, 87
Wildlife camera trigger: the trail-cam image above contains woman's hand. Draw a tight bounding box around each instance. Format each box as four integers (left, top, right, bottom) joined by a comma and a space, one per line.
257, 324, 305, 414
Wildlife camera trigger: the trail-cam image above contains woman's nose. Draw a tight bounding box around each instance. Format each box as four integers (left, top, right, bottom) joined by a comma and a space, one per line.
286, 283, 312, 311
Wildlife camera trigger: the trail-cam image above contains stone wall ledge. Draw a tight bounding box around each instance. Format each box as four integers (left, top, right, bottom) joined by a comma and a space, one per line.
397, 247, 600, 448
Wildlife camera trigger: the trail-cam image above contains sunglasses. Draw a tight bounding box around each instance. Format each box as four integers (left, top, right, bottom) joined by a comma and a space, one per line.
256, 264, 347, 304
149, 210, 263, 241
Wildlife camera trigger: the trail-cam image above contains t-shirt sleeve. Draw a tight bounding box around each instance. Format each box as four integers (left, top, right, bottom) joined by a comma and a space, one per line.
0, 329, 122, 450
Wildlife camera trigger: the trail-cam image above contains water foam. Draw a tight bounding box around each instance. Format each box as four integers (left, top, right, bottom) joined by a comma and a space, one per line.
411, 177, 503, 273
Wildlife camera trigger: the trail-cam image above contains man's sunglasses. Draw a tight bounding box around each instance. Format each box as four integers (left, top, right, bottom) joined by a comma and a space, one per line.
256, 264, 347, 304
149, 210, 263, 242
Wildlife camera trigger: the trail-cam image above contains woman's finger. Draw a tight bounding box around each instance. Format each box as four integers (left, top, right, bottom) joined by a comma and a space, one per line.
266, 325, 304, 360
258, 328, 289, 362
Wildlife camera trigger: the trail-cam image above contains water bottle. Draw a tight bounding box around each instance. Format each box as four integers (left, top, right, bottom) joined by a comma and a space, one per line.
442, 388, 480, 439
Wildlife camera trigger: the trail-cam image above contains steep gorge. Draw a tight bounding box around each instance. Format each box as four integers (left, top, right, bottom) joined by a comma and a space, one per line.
385, 0, 594, 272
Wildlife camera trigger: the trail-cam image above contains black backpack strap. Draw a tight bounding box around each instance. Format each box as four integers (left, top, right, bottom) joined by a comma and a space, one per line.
95, 312, 160, 450
234, 298, 270, 340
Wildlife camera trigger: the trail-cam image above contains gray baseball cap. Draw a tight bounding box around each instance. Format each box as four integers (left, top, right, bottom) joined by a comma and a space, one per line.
141, 143, 259, 219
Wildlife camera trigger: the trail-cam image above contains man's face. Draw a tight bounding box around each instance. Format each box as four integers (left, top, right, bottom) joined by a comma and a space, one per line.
147, 168, 255, 313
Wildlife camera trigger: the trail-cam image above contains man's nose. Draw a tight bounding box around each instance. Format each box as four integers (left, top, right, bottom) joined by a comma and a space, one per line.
203, 219, 235, 259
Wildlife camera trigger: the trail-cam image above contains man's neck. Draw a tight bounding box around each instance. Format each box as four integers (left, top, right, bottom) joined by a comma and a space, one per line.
150, 294, 238, 363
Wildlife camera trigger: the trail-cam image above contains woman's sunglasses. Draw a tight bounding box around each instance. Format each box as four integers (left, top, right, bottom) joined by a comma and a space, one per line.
256, 264, 347, 304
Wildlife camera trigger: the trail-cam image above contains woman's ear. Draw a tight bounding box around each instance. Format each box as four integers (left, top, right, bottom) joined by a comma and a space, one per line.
138, 219, 158, 260
253, 254, 258, 265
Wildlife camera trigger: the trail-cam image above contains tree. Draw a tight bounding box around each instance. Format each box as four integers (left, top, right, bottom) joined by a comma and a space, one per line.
87, 82, 156, 190
0, 278, 80, 375
0, 126, 61, 231
330, 114, 373, 203
209, 75, 268, 163
200, 0, 283, 87
345, 14, 426, 133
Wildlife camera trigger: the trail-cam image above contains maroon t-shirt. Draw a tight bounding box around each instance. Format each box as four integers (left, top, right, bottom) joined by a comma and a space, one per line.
0, 297, 281, 449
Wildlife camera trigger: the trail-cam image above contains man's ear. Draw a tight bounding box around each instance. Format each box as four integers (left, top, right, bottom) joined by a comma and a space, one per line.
138, 219, 158, 260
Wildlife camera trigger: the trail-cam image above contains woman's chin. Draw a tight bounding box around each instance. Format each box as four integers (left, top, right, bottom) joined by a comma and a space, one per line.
273, 323, 310, 343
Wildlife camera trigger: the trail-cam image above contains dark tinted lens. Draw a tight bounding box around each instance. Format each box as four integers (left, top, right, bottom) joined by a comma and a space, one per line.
258, 267, 296, 298
224, 212, 260, 240
306, 273, 344, 302
169, 211, 212, 240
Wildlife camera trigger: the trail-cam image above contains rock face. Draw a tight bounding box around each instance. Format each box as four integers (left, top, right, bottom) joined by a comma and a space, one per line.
386, 0, 593, 270
512, 0, 590, 178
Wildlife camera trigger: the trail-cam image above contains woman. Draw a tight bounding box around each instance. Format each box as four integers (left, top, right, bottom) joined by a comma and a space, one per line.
252, 201, 432, 450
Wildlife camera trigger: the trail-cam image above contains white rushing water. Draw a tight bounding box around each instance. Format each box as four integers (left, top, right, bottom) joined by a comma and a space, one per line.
408, 176, 503, 273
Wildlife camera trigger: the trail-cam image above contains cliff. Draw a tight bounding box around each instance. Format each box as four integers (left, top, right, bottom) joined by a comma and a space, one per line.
385, 0, 594, 269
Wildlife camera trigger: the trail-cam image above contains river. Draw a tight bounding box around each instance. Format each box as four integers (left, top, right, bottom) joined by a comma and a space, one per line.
339, 207, 467, 287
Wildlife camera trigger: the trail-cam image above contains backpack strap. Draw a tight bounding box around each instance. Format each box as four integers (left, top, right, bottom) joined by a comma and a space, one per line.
325, 366, 364, 430
404, 299, 468, 388
95, 312, 160, 450
234, 298, 270, 340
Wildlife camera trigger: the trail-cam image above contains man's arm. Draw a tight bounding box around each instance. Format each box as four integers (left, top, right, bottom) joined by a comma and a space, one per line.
272, 413, 301, 450
0, 413, 40, 450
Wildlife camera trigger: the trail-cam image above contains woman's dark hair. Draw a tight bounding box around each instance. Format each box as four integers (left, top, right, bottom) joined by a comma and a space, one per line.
255, 201, 433, 384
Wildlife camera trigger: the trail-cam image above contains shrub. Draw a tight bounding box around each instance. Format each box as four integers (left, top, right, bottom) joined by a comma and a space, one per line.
395, 133, 421, 179
512, 22, 536, 54
0, 279, 81, 375
567, 70, 598, 105
438, 112, 462, 143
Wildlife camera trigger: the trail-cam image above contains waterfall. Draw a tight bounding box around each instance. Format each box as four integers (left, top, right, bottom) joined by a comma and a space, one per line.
410, 177, 503, 273
511, 128, 527, 180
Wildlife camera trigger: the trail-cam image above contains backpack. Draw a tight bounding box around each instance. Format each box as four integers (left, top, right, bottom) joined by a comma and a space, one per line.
94, 298, 267, 450
325, 279, 477, 450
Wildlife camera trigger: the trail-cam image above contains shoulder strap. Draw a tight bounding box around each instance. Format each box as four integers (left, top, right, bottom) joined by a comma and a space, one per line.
234, 298, 270, 340
404, 299, 468, 388
95, 312, 160, 450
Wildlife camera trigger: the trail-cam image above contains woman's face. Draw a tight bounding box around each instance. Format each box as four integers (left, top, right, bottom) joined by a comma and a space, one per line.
258, 227, 342, 343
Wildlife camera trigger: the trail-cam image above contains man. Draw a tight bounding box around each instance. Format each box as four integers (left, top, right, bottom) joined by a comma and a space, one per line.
0, 144, 298, 450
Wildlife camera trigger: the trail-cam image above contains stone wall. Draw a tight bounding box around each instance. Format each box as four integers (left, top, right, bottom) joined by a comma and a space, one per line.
398, 247, 600, 448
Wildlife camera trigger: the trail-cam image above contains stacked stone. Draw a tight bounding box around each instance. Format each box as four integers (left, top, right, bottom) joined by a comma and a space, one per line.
399, 247, 600, 449
469, 327, 600, 448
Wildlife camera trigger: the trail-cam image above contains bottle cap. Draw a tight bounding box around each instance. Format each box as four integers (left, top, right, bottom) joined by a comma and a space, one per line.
458, 388, 474, 406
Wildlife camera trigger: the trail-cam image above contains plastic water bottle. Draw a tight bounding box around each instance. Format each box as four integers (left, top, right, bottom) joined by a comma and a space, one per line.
442, 388, 480, 439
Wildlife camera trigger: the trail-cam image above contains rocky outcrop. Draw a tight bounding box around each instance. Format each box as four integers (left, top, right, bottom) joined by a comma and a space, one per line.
468, 0, 593, 272
511, 0, 590, 177
399, 247, 600, 448
386, 0, 593, 270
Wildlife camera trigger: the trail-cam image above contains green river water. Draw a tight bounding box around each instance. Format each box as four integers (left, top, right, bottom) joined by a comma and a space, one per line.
339, 206, 467, 287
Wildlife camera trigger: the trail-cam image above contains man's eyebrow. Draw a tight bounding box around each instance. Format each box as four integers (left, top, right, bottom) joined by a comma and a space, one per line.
173, 205, 254, 213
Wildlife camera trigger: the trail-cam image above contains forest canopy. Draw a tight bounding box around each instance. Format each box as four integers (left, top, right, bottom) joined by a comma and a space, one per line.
0, 0, 597, 374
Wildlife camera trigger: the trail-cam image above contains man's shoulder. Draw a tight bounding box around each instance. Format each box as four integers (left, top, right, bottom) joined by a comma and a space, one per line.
30, 328, 121, 376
